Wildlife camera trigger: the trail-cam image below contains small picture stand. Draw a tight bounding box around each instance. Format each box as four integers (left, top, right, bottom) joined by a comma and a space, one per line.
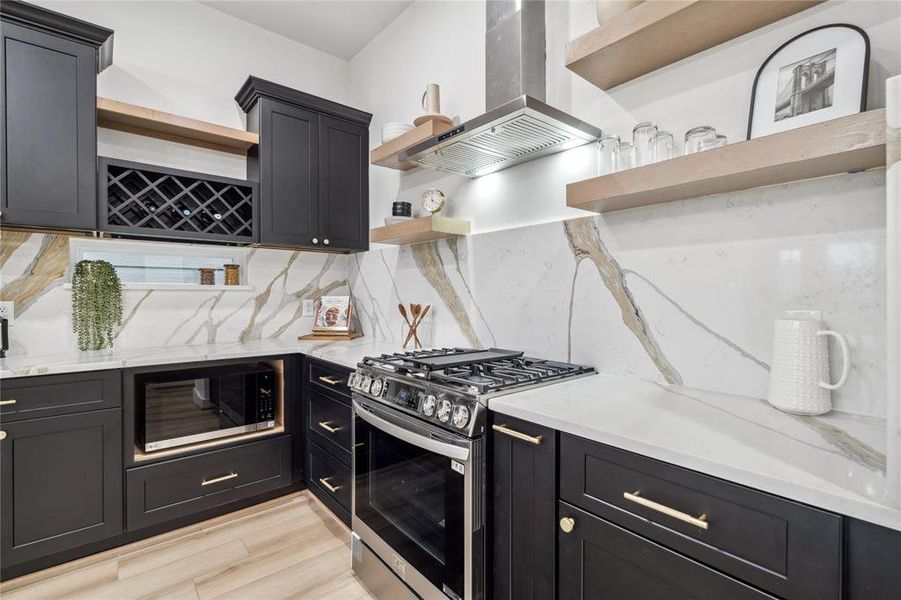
299, 296, 362, 342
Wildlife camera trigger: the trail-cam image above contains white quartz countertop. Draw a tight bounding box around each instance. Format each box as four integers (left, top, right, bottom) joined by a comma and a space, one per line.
0, 337, 406, 378
4, 341, 898, 531
490, 373, 901, 532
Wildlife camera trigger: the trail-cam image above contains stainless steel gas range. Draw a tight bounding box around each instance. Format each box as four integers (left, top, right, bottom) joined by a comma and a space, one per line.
348, 348, 594, 600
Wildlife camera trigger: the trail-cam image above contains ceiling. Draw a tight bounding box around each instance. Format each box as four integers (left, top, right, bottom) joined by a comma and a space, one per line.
200, 1, 413, 61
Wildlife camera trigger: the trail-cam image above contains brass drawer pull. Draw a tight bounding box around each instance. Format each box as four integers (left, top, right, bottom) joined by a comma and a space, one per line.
559, 517, 575, 533
318, 376, 343, 386
201, 472, 238, 486
319, 477, 341, 493
492, 423, 542, 445
318, 421, 341, 434
623, 490, 709, 530
0, 399, 17, 406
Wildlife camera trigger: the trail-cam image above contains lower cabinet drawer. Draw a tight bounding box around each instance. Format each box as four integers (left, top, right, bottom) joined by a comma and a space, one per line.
558, 502, 775, 600
126, 436, 291, 531
308, 440, 351, 520
307, 389, 352, 462
560, 434, 842, 599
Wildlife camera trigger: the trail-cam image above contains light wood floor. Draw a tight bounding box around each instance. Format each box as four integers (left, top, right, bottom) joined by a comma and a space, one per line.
0, 491, 376, 600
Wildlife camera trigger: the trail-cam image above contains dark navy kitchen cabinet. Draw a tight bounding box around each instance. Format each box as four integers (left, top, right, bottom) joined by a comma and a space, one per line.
490, 415, 557, 600
236, 76, 371, 252
0, 408, 123, 573
0, 1, 112, 231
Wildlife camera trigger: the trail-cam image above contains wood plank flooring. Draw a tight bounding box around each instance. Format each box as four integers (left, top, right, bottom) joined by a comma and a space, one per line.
0, 491, 375, 600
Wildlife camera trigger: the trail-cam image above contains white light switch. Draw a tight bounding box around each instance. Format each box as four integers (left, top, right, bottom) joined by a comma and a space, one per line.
302, 299, 316, 317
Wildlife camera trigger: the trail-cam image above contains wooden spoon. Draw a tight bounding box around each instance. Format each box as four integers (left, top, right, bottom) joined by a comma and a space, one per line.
410, 304, 422, 348
404, 304, 430, 349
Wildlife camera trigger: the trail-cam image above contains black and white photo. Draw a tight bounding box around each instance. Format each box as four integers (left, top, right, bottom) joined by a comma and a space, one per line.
748, 24, 868, 138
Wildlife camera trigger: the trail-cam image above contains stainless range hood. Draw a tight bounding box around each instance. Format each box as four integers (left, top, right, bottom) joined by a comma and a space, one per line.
400, 0, 601, 177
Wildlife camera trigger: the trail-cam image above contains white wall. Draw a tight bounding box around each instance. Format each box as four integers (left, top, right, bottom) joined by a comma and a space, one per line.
37, 0, 351, 179
352, 0, 900, 234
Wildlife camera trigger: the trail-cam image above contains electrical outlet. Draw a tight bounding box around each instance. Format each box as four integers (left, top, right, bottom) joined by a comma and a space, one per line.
0, 301, 13, 325
302, 299, 316, 317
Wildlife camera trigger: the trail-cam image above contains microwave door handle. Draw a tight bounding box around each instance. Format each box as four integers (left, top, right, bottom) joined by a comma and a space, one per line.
352, 399, 470, 462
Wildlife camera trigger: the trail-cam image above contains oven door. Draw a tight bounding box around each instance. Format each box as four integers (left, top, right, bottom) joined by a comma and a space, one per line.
353, 396, 477, 600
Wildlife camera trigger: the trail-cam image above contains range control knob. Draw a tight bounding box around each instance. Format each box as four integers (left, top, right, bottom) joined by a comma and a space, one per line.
452, 404, 470, 429
349, 373, 359, 389
370, 378, 384, 397
437, 399, 452, 423
421, 394, 437, 417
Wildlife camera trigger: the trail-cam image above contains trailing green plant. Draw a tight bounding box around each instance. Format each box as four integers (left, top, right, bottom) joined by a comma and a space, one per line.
71, 260, 123, 351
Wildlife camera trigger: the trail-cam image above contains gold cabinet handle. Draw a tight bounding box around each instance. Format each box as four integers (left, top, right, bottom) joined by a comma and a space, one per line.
623, 491, 709, 530
318, 376, 343, 386
201, 472, 238, 486
0, 431, 6, 441
319, 477, 340, 493
492, 423, 542, 445
559, 517, 575, 533
318, 421, 341, 434
0, 399, 17, 406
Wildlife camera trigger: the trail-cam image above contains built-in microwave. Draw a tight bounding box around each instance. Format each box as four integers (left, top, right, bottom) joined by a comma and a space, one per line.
137, 362, 276, 452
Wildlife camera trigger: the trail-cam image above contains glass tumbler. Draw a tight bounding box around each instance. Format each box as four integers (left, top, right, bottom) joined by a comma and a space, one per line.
616, 141, 636, 171
632, 122, 658, 166
649, 131, 675, 163
684, 126, 716, 155
597, 135, 620, 175
699, 134, 728, 152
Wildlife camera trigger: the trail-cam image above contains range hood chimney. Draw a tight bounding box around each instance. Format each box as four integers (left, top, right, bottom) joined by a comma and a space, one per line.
401, 0, 601, 177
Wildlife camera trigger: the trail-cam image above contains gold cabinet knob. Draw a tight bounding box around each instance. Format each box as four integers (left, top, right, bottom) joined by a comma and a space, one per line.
323, 239, 330, 245
559, 517, 575, 533
312, 238, 319, 244
0, 431, 7, 441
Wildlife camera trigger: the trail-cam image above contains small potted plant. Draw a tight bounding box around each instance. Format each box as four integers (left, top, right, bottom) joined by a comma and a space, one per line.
71, 260, 123, 351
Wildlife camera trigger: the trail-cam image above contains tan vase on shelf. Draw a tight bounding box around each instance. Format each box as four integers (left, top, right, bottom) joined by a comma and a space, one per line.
595, 0, 642, 26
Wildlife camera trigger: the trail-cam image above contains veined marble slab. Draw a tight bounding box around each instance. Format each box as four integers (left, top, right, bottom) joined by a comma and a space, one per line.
352, 170, 887, 417
490, 373, 899, 532
0, 337, 407, 378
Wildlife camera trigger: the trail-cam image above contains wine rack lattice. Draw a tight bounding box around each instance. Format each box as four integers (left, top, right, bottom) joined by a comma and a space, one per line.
99, 158, 257, 243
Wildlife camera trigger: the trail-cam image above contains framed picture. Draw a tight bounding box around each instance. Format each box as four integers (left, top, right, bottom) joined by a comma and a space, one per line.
313, 296, 353, 333
747, 24, 868, 139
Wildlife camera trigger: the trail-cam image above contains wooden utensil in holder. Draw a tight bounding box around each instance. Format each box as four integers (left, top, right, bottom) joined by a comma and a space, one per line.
399, 303, 431, 349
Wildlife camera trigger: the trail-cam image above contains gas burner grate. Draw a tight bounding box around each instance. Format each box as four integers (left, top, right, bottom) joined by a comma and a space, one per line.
360, 348, 594, 395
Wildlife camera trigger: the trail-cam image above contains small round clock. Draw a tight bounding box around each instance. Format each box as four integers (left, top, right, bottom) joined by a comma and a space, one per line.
421, 188, 446, 215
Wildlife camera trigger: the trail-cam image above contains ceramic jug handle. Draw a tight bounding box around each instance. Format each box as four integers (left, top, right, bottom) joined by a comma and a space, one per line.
817, 330, 850, 390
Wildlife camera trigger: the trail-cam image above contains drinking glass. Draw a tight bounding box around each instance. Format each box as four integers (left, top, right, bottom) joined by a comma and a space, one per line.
616, 141, 636, 171
699, 134, 728, 152
684, 126, 715, 155
649, 131, 675, 163
632, 122, 658, 166
597, 135, 620, 175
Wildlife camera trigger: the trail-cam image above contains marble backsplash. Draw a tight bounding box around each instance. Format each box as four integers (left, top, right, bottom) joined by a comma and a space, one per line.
351, 170, 888, 418
0, 230, 349, 356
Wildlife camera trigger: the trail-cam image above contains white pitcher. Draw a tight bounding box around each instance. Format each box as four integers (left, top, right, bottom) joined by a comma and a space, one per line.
767, 311, 850, 415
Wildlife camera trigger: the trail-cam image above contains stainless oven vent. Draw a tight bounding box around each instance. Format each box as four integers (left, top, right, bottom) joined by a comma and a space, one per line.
399, 0, 601, 177
403, 96, 600, 177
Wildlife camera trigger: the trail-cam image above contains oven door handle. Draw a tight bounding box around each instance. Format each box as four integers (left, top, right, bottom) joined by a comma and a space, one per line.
353, 399, 470, 462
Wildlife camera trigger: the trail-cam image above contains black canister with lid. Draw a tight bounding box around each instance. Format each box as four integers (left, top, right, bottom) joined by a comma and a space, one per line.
392, 201, 412, 217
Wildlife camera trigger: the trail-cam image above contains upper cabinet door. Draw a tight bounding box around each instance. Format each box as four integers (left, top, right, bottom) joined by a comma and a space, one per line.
1, 21, 98, 231
319, 116, 368, 251
257, 98, 320, 247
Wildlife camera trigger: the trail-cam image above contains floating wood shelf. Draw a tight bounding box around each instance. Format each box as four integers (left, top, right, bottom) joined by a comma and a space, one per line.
370, 216, 470, 245
566, 0, 822, 90
96, 97, 259, 155
370, 120, 454, 171
567, 110, 886, 214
